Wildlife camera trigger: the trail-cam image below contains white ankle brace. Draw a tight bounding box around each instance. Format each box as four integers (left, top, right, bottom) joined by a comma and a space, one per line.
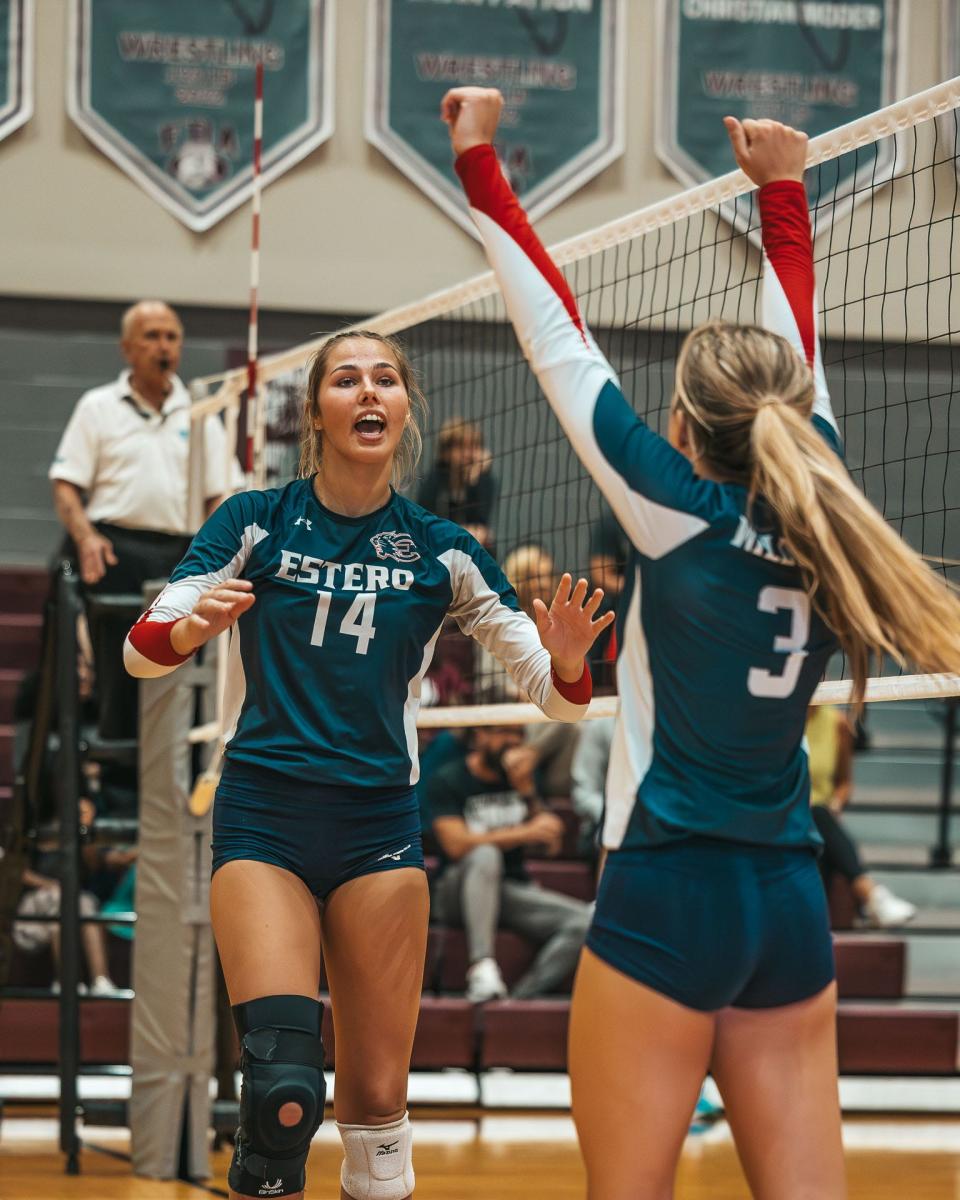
337, 1113, 414, 1200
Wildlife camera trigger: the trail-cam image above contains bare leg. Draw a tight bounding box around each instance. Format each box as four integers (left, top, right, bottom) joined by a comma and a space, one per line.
81, 923, 110, 981
568, 948, 715, 1200
711, 983, 846, 1200
211, 859, 324, 1200
321, 868, 429, 1200
50, 901, 110, 984
850, 876, 876, 904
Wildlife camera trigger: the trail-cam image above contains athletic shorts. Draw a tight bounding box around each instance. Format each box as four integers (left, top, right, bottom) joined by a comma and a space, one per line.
586, 837, 835, 1011
212, 760, 424, 900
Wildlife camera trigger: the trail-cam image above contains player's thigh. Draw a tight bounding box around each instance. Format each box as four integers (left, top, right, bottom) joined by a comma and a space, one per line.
711, 982, 845, 1200
211, 859, 322, 1004
569, 947, 715, 1200
321, 867, 429, 1123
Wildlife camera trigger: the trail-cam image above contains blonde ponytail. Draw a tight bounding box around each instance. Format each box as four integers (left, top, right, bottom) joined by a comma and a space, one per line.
677, 321, 960, 707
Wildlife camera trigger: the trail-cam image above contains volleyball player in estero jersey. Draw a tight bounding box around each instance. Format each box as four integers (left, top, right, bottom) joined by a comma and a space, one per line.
124, 332, 614, 1200
443, 89, 960, 1200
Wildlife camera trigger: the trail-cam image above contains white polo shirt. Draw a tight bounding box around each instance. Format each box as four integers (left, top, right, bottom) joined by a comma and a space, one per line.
49, 370, 235, 535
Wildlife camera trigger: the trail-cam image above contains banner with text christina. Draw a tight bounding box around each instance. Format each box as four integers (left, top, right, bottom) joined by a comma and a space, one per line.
0, 0, 33, 144
367, 0, 624, 237
67, 0, 334, 232
657, 0, 902, 236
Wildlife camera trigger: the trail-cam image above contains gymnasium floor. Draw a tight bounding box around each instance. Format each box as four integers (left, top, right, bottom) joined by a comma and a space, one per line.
2, 1110, 959, 1199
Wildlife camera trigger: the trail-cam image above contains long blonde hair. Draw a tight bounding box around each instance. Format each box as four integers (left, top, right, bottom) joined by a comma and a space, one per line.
675, 320, 960, 706
299, 329, 426, 489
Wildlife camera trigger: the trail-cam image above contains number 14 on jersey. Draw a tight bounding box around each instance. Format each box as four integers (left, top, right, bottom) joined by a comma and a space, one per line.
311, 592, 377, 656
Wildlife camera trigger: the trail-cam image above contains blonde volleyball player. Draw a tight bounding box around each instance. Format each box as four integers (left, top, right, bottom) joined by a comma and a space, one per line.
124, 330, 614, 1200
443, 89, 960, 1199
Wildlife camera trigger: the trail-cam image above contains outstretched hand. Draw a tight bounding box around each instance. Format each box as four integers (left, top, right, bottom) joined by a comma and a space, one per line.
532, 573, 615, 681
441, 87, 504, 157
170, 578, 255, 656
724, 116, 808, 188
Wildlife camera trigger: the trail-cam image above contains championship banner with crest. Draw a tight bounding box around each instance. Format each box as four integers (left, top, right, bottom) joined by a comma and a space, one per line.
657, 0, 902, 236
67, 0, 334, 232
367, 0, 624, 237
0, 0, 33, 144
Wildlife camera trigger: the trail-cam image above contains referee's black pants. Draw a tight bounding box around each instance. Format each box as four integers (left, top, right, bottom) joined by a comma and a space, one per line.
82, 523, 191, 742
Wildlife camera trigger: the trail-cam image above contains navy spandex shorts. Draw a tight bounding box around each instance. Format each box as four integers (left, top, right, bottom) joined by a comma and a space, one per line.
212, 760, 424, 900
586, 837, 835, 1011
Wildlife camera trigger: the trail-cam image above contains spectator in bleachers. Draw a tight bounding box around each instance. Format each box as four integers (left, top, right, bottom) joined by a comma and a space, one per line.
476, 544, 556, 698
477, 544, 582, 799
13, 798, 129, 994
417, 416, 497, 547
418, 418, 500, 711
588, 505, 627, 692
503, 544, 556, 616
806, 705, 916, 927
426, 723, 592, 1003
49, 300, 237, 745
570, 715, 615, 858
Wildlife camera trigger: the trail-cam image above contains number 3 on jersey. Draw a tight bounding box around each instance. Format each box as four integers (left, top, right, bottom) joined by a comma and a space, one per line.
311, 592, 377, 655
747, 586, 810, 699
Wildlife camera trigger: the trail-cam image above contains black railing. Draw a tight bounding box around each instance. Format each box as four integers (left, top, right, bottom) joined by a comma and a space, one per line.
55, 564, 82, 1174
0, 569, 145, 1174
932, 698, 958, 869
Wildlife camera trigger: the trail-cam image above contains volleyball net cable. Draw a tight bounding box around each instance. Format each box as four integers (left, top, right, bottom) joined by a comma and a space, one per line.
188, 77, 960, 741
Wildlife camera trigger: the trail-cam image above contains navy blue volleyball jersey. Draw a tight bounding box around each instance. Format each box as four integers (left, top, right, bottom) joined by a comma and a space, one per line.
125, 481, 589, 786
457, 145, 843, 851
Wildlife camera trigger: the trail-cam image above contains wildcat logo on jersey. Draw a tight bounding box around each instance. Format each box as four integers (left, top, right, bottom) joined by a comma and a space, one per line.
370, 531, 421, 563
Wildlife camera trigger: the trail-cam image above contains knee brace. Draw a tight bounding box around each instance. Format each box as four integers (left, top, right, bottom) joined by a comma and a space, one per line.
228, 994, 326, 1198
338, 1113, 414, 1200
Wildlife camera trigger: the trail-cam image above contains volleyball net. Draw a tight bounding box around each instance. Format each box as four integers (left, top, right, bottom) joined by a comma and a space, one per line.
188, 77, 960, 734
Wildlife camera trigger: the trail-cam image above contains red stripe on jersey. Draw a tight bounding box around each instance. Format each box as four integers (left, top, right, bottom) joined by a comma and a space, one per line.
758, 180, 816, 368
456, 144, 586, 343
551, 661, 592, 705
128, 610, 194, 666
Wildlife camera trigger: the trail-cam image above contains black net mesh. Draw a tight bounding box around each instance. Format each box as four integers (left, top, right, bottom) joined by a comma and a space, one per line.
258, 110, 959, 709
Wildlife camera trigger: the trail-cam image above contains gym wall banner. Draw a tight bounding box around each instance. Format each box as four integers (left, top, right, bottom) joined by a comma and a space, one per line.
0, 0, 33, 144
656, 0, 903, 238
945, 1, 960, 83
66, 0, 334, 233
366, 0, 625, 238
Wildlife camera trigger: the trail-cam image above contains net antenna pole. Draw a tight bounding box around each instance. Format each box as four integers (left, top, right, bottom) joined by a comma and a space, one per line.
245, 59, 265, 489
186, 62, 266, 817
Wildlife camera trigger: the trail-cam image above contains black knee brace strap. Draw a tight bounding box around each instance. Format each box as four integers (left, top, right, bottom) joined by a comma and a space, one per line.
228, 994, 326, 1198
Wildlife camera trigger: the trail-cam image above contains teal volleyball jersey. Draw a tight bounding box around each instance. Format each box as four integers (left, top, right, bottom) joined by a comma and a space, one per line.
457, 146, 843, 851
125, 480, 589, 786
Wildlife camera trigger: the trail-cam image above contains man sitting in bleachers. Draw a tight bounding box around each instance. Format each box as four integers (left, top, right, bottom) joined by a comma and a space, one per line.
425, 724, 592, 1003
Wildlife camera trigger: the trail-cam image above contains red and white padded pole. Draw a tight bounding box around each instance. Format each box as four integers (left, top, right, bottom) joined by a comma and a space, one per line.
245, 60, 264, 482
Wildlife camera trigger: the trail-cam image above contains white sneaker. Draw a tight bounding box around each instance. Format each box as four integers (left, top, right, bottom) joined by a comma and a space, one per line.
90, 975, 117, 996
466, 957, 508, 1003
861, 884, 917, 928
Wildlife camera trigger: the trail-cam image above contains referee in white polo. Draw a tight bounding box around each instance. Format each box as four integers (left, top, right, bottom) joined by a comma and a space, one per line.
49, 299, 234, 742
